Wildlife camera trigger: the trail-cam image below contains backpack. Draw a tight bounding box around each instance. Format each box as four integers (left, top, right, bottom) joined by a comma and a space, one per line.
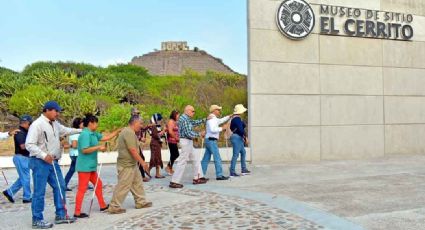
224, 118, 234, 140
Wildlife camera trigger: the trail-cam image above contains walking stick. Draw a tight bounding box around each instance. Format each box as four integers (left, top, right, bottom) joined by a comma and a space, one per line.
1, 169, 15, 198
44, 131, 70, 224
139, 129, 151, 178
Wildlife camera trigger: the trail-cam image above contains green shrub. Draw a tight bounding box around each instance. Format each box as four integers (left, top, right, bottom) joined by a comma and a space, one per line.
9, 85, 69, 117
98, 104, 139, 132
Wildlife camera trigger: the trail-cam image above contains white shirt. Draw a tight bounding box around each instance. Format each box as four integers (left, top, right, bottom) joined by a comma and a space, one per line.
0, 132, 10, 141
205, 114, 230, 139
26, 114, 81, 160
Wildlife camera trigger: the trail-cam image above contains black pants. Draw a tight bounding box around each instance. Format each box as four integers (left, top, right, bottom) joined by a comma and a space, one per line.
167, 143, 179, 168
138, 152, 146, 178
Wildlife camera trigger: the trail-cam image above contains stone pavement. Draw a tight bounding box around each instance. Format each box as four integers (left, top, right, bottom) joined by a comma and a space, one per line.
1, 155, 425, 229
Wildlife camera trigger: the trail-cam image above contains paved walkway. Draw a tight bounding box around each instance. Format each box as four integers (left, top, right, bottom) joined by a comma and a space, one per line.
1, 155, 425, 229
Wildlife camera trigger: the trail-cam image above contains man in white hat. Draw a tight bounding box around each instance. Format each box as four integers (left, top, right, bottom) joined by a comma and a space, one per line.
201, 105, 232, 180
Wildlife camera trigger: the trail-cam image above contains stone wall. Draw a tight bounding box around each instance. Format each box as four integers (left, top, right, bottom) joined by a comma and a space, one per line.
131, 50, 236, 76
249, 0, 425, 163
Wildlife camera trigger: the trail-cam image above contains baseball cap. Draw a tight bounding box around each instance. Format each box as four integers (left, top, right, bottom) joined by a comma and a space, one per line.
20, 115, 33, 123
43, 101, 62, 112
209, 105, 222, 113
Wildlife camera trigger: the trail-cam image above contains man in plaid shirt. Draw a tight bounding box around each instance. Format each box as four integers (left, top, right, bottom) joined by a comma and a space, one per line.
169, 105, 207, 188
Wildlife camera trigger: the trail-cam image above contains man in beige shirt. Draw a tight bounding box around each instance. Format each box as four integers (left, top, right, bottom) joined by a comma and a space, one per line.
108, 116, 152, 214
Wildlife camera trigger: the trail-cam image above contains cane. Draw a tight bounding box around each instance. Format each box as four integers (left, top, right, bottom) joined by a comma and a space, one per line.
88, 142, 106, 217
1, 169, 15, 198
44, 131, 70, 224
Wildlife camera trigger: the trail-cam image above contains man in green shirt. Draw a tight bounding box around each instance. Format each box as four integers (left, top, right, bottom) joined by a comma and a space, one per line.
108, 115, 152, 214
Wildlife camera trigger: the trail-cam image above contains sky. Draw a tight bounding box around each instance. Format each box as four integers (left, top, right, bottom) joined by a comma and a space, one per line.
0, 0, 248, 74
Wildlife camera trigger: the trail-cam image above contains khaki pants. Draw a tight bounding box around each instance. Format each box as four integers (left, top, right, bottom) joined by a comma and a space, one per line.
110, 165, 147, 209
171, 138, 203, 184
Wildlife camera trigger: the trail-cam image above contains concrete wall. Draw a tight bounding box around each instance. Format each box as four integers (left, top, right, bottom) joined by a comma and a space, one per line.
248, 0, 425, 163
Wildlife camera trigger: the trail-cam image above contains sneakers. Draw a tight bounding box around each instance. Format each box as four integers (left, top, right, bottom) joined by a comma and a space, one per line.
2, 190, 14, 203
73, 213, 89, 218
135, 202, 153, 209
230, 172, 240, 177
169, 182, 184, 188
32, 220, 53, 229
216, 176, 229, 181
54, 215, 76, 224
108, 207, 126, 214
23, 198, 32, 204
100, 204, 109, 212
241, 169, 251, 175
193, 178, 208, 185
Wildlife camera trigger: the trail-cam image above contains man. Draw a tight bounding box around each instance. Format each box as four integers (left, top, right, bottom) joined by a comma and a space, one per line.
201, 105, 231, 181
169, 105, 207, 189
108, 115, 152, 214
2, 115, 33, 204
26, 101, 82, 229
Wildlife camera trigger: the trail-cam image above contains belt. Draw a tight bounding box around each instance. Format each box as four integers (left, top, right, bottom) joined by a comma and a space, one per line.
208, 137, 218, 141
30, 156, 60, 160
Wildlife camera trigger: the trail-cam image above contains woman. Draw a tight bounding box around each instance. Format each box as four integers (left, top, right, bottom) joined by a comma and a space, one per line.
64, 118, 83, 191
165, 110, 180, 175
229, 104, 250, 177
74, 114, 121, 218
148, 113, 165, 178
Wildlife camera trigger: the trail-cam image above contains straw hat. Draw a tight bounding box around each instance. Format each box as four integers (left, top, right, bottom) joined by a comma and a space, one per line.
209, 105, 222, 113
233, 104, 247, 115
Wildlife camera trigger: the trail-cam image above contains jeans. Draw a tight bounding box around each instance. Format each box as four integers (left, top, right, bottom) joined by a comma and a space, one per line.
64, 156, 77, 188
6, 154, 31, 200
201, 138, 223, 177
30, 157, 66, 221
230, 134, 247, 173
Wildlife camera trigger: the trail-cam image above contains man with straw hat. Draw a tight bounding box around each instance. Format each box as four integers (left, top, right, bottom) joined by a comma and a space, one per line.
201, 105, 231, 181
229, 104, 250, 177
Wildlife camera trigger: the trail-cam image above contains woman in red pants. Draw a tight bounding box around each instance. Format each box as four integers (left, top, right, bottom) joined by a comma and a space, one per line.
73, 114, 121, 218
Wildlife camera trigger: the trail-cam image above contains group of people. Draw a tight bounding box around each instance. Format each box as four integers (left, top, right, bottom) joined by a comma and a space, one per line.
0, 100, 248, 229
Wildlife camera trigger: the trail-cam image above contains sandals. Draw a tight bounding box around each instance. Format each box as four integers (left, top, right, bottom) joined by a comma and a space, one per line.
169, 182, 183, 188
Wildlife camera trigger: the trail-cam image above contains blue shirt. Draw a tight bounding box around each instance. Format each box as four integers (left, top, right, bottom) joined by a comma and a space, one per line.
68, 134, 80, 157
230, 116, 246, 138
14, 126, 30, 157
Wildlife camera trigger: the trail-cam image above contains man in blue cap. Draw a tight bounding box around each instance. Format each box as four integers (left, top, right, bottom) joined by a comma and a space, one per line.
2, 115, 33, 204
26, 101, 82, 229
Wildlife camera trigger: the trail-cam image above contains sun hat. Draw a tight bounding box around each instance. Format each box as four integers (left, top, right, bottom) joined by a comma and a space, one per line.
233, 104, 247, 115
